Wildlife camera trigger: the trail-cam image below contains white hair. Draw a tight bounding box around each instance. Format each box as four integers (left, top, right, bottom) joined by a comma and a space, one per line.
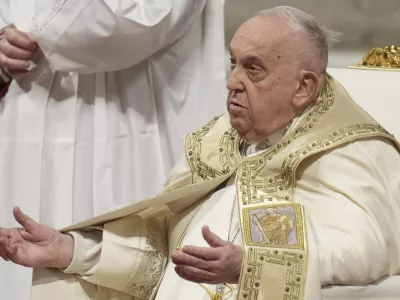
255, 6, 341, 72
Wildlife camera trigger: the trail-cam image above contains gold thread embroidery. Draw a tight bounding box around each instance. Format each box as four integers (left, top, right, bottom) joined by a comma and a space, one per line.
239, 204, 307, 300
261, 124, 392, 204
281, 124, 393, 197
241, 248, 306, 300
241, 123, 393, 205
186, 117, 239, 182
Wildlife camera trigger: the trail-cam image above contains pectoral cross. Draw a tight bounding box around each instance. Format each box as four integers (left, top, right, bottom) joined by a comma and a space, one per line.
209, 283, 234, 300
212, 284, 225, 300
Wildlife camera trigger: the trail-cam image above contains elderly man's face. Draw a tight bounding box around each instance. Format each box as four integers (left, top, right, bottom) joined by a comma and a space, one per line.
227, 17, 306, 142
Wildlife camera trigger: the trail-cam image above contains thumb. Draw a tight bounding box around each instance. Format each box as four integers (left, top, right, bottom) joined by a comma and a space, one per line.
13, 207, 37, 232
202, 225, 227, 248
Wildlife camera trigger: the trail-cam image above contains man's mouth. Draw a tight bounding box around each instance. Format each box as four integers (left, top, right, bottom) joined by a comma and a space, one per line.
230, 100, 244, 108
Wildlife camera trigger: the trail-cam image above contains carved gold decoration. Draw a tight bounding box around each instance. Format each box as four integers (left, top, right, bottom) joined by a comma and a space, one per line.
350, 45, 400, 71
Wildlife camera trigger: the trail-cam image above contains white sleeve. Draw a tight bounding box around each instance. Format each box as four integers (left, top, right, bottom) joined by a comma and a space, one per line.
296, 137, 400, 295
63, 215, 167, 298
31, 0, 206, 73
63, 230, 103, 275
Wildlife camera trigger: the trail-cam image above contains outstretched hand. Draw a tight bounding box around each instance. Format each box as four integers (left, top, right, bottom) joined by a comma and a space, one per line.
0, 207, 74, 269
171, 226, 243, 284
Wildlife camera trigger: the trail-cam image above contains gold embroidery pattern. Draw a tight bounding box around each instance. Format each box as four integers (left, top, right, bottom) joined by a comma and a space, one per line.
280, 124, 392, 197
241, 123, 393, 205
125, 220, 167, 298
280, 124, 393, 196
219, 128, 239, 175
241, 248, 306, 300
186, 116, 222, 181
242, 203, 304, 249
239, 77, 335, 205
186, 117, 239, 181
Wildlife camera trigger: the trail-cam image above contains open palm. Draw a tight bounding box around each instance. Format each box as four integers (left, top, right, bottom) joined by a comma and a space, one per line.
0, 207, 74, 269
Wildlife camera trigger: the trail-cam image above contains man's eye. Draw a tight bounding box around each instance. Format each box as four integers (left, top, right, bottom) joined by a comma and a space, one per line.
247, 65, 259, 73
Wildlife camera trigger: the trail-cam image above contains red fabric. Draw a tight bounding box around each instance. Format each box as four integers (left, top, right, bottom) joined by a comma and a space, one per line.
0, 82, 10, 98
0, 26, 10, 99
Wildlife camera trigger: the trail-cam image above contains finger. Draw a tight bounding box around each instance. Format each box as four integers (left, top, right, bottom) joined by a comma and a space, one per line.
0, 54, 29, 71
0, 38, 36, 60
202, 226, 227, 247
174, 265, 217, 284
171, 251, 211, 271
4, 27, 37, 51
7, 69, 30, 79
181, 245, 220, 261
13, 207, 37, 232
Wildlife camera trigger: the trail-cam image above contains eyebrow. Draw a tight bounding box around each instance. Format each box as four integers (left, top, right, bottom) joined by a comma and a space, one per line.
229, 47, 265, 65
244, 55, 264, 65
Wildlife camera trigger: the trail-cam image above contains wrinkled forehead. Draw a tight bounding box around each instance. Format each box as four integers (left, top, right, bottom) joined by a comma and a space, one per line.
229, 16, 293, 60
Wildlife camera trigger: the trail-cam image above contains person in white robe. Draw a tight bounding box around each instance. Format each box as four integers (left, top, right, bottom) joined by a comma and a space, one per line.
1, 6, 400, 300
0, 1, 226, 299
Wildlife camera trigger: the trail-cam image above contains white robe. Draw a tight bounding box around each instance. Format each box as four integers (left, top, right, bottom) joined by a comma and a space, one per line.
64, 137, 400, 300
0, 1, 226, 299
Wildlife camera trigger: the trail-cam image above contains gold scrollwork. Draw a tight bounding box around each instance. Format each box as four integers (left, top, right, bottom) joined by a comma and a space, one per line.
358, 45, 400, 68
350, 45, 400, 71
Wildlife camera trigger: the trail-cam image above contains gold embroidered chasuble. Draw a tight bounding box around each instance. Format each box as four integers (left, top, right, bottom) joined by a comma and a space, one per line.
31, 75, 399, 300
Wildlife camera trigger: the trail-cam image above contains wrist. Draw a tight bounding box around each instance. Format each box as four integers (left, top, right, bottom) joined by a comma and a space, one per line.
57, 233, 75, 269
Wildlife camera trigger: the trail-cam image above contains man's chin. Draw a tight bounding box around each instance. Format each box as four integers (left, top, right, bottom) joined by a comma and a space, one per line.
229, 117, 250, 141
229, 118, 260, 142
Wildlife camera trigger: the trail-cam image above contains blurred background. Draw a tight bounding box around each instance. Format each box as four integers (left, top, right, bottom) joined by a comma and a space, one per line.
224, 0, 400, 68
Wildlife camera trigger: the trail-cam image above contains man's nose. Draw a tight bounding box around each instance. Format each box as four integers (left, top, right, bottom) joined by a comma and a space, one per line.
226, 71, 244, 92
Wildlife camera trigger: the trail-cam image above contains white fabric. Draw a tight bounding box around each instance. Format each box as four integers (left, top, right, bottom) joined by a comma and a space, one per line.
0, 1, 226, 299
327, 68, 400, 140
68, 137, 400, 299
158, 186, 240, 300
322, 276, 400, 300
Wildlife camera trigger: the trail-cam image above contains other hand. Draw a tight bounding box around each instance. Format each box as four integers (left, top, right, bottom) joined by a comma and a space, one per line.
0, 207, 74, 269
0, 24, 38, 78
171, 225, 243, 284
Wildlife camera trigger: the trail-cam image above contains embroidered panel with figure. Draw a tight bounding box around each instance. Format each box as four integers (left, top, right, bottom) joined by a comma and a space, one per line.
242, 203, 305, 250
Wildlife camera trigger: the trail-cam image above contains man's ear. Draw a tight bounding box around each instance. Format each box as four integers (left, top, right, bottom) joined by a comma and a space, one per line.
293, 71, 318, 108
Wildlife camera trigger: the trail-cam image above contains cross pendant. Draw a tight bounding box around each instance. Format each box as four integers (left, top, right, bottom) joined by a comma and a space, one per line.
216, 283, 225, 294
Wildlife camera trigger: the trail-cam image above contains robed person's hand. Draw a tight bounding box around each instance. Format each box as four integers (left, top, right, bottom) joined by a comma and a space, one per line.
0, 207, 74, 269
171, 225, 243, 284
0, 24, 38, 78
